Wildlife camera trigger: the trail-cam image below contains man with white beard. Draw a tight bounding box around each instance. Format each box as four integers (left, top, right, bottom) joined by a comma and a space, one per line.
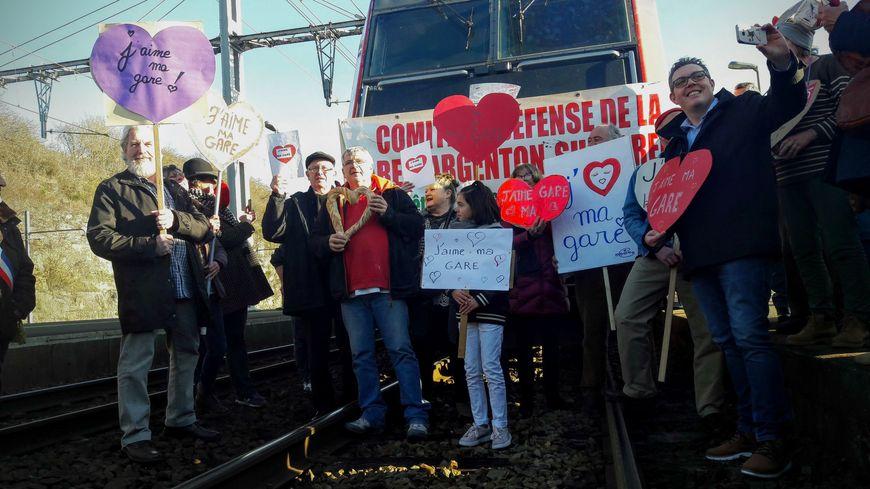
87, 125, 220, 463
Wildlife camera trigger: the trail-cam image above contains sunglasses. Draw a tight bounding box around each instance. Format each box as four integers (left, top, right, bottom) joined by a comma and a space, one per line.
671, 70, 708, 89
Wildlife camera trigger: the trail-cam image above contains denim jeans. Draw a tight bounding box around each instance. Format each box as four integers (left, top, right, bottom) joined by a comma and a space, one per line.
118, 299, 199, 447
464, 322, 508, 429
691, 258, 792, 442
196, 303, 256, 399
341, 293, 428, 426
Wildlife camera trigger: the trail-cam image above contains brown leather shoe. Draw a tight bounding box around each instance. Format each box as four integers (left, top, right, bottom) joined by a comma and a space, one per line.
786, 314, 836, 346
741, 439, 792, 479
705, 431, 755, 461
832, 316, 870, 348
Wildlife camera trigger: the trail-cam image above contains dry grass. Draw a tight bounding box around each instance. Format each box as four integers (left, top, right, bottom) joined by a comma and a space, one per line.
0, 109, 282, 322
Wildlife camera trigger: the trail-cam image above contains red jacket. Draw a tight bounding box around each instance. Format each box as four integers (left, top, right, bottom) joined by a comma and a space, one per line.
508, 224, 569, 317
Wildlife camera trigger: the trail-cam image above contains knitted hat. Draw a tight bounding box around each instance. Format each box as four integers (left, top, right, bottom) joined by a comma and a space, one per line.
776, 2, 815, 51
654, 108, 684, 134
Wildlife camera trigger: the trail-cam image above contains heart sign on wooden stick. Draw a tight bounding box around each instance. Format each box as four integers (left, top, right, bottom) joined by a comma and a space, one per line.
583, 158, 621, 196
497, 175, 570, 227
647, 149, 713, 233
90, 23, 215, 123
186, 92, 264, 170
433, 93, 520, 162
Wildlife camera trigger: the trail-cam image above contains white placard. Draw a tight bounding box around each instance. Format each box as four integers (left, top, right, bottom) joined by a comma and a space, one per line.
399, 140, 436, 191
633, 157, 665, 209
468, 83, 521, 104
421, 228, 513, 291
545, 137, 637, 273
267, 130, 303, 179
185, 91, 264, 170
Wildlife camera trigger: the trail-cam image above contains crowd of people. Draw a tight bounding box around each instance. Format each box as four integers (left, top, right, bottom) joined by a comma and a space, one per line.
0, 0, 865, 482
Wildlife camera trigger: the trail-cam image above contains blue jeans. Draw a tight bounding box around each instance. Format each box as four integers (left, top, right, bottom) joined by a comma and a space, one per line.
341, 293, 428, 426
691, 258, 792, 442
464, 322, 508, 429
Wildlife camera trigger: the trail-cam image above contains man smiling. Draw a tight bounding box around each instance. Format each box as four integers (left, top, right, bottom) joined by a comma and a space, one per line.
649, 23, 806, 479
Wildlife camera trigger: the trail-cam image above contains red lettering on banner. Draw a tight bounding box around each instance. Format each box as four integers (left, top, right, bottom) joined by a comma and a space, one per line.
390, 125, 406, 152
391, 158, 402, 180
535, 106, 549, 137
457, 156, 471, 181
555, 141, 570, 156
376, 125, 390, 154
600, 98, 617, 126
631, 134, 648, 165
513, 116, 525, 140
406, 121, 429, 147
648, 133, 660, 159
648, 94, 662, 126
515, 145, 529, 165
581, 101, 594, 132
636, 95, 648, 126
439, 154, 456, 175
617, 96, 631, 129
565, 102, 581, 134
524, 108, 536, 139
548, 105, 564, 136
499, 147, 513, 178
530, 143, 545, 166
377, 160, 392, 180
485, 153, 499, 180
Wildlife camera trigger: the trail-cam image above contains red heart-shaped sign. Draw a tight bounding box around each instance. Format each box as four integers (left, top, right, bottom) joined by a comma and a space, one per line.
405, 155, 427, 174
497, 175, 571, 227
647, 149, 713, 233
272, 144, 297, 164
433, 93, 520, 162
583, 158, 621, 196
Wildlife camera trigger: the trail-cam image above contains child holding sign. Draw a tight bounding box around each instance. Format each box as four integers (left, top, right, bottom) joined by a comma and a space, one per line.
449, 182, 511, 450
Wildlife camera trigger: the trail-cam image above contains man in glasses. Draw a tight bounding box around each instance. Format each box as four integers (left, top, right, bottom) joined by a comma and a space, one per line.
648, 24, 806, 479
263, 151, 353, 414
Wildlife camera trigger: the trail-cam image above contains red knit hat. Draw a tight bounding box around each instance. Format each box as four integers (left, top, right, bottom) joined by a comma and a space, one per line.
654, 107, 684, 134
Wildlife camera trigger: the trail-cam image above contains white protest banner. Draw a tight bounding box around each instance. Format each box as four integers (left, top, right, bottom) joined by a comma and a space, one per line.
267, 130, 303, 179
186, 91, 264, 170
399, 140, 436, 190
421, 228, 513, 291
469, 83, 521, 104
633, 157, 665, 209
341, 83, 674, 190
545, 137, 637, 273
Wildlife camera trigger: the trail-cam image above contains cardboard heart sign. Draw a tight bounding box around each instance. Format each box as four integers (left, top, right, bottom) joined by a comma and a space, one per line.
647, 149, 713, 233
186, 92, 264, 170
433, 93, 520, 162
90, 24, 215, 123
497, 175, 571, 227
583, 158, 621, 196
405, 155, 427, 174
272, 144, 297, 164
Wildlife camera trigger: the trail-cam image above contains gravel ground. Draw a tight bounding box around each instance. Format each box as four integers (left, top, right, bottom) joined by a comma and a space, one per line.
294, 362, 607, 489
0, 363, 333, 489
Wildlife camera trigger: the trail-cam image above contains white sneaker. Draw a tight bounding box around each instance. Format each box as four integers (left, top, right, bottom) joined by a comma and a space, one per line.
491, 426, 512, 450
458, 424, 492, 447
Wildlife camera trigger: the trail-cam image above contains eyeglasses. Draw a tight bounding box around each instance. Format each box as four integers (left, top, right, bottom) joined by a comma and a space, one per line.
307, 166, 334, 175
671, 70, 708, 89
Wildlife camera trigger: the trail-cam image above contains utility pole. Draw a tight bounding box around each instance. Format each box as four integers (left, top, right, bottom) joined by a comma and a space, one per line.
219, 0, 249, 218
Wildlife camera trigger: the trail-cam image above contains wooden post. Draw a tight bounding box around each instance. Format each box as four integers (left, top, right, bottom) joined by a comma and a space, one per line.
152, 124, 166, 211
603, 266, 616, 331
657, 238, 681, 382
205, 169, 224, 296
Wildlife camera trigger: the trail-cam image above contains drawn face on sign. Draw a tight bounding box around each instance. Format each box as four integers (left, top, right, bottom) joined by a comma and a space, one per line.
583, 159, 621, 196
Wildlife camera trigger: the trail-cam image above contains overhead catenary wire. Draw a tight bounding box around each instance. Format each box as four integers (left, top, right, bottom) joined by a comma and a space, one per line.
137, 0, 170, 21
156, 0, 187, 21
348, 0, 365, 16
0, 38, 95, 81
0, 0, 120, 57
0, 0, 152, 69
285, 0, 357, 66
307, 0, 359, 19
0, 99, 116, 139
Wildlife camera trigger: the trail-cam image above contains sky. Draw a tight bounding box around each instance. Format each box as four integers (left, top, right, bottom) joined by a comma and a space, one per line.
0, 0, 830, 184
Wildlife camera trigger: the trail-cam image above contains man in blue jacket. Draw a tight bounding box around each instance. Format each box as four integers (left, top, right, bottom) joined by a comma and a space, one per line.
647, 24, 806, 479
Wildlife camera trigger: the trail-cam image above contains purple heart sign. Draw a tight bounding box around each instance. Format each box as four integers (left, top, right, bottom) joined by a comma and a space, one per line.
90, 23, 215, 123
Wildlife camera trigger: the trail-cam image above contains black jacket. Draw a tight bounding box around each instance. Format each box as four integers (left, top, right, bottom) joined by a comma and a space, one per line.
309, 185, 424, 301
0, 202, 35, 341
263, 187, 331, 314
658, 59, 807, 275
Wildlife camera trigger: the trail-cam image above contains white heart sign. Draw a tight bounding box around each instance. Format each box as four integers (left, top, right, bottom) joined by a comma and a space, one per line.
633, 158, 665, 210
186, 91, 264, 170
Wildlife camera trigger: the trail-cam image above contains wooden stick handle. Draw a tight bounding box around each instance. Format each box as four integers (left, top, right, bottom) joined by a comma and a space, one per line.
657, 238, 681, 382
152, 124, 166, 235
603, 266, 616, 331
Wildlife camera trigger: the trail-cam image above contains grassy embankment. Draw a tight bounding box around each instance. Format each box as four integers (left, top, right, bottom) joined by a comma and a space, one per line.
0, 109, 282, 323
